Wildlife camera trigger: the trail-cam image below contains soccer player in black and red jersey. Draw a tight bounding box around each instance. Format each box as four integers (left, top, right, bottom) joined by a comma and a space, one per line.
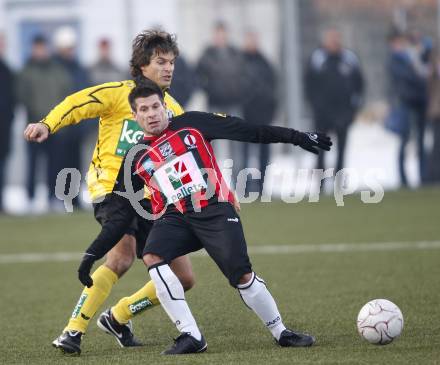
78, 81, 332, 354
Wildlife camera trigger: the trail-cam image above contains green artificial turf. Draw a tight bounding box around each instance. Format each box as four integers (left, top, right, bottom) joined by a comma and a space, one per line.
0, 188, 439, 364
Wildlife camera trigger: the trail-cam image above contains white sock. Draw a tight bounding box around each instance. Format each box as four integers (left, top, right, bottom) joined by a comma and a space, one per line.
238, 272, 286, 340
149, 264, 202, 341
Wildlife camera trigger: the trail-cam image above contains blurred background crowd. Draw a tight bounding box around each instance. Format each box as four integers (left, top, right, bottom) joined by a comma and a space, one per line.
0, 0, 439, 214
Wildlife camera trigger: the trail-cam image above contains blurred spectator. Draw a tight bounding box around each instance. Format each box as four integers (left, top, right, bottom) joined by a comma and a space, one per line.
196, 21, 246, 112
427, 48, 440, 183
171, 55, 196, 108
196, 21, 246, 186
387, 30, 429, 186
86, 37, 125, 202
54, 26, 90, 92
16, 35, 71, 208
0, 33, 15, 212
89, 38, 126, 84
241, 30, 277, 194
53, 26, 91, 209
305, 28, 364, 182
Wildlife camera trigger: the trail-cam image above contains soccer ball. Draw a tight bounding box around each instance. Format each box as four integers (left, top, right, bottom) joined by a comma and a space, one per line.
357, 299, 404, 345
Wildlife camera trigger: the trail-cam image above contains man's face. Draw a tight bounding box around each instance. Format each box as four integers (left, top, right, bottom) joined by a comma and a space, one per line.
322, 29, 342, 54
140, 51, 176, 90
133, 94, 169, 136
32, 42, 50, 61
213, 26, 227, 47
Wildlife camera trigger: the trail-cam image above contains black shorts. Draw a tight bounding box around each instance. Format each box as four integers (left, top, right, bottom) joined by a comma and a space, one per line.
144, 202, 252, 287
93, 193, 153, 258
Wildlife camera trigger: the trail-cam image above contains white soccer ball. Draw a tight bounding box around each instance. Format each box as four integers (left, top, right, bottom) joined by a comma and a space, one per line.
357, 299, 404, 345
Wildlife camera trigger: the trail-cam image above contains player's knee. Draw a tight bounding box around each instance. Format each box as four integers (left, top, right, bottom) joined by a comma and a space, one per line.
143, 253, 163, 267
228, 271, 253, 288
105, 236, 137, 276
238, 272, 253, 285
179, 273, 195, 291
105, 254, 134, 276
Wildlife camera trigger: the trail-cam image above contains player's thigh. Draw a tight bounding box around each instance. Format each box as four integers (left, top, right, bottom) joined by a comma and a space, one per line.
191, 203, 252, 287
144, 213, 201, 264
170, 255, 195, 290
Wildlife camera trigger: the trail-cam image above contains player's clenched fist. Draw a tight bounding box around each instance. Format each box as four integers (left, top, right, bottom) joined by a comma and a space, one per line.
24, 122, 49, 142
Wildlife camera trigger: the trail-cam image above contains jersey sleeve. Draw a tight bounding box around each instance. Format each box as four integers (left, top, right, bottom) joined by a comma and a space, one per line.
173, 111, 299, 144
42, 81, 126, 133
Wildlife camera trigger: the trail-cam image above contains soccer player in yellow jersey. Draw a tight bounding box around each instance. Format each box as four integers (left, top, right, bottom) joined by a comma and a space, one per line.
24, 30, 196, 355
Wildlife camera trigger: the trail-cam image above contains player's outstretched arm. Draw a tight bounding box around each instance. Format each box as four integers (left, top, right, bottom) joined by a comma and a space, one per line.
39, 81, 125, 135
174, 112, 333, 154
23, 122, 50, 143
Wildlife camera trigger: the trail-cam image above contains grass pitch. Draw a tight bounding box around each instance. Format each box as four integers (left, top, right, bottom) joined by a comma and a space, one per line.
0, 188, 439, 364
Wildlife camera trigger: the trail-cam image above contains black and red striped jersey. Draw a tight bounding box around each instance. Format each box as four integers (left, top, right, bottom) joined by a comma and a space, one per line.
117, 111, 299, 215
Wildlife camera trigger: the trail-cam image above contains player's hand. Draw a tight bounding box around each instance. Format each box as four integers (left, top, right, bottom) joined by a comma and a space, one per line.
24, 122, 49, 143
77, 254, 96, 288
293, 132, 332, 154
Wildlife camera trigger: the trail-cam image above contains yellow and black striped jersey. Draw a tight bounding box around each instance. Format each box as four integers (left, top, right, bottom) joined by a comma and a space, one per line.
42, 80, 184, 200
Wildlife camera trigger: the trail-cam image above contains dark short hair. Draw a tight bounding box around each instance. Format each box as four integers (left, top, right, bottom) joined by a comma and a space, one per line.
32, 34, 47, 45
128, 79, 164, 111
130, 29, 179, 78
387, 27, 407, 43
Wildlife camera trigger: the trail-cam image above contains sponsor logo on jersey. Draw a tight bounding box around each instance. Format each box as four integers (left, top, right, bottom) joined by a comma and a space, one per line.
154, 152, 207, 204
71, 294, 88, 319
183, 133, 197, 149
165, 160, 193, 189
129, 298, 154, 314
170, 182, 205, 203
227, 217, 239, 223
115, 119, 144, 156
159, 141, 174, 158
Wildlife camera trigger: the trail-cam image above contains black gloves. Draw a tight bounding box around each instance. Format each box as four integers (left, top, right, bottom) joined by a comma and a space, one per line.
293, 132, 332, 154
78, 253, 97, 288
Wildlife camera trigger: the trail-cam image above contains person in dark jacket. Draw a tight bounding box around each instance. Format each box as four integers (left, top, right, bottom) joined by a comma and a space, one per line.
241, 31, 277, 194
426, 48, 440, 183
53, 26, 91, 209
305, 28, 364, 179
0, 33, 15, 212
387, 30, 430, 186
196, 21, 246, 113
16, 34, 71, 209
170, 55, 196, 108
196, 21, 247, 188
89, 38, 126, 85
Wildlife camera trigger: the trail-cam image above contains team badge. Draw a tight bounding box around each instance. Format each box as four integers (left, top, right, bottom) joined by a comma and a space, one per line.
159, 141, 174, 158
183, 133, 197, 149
